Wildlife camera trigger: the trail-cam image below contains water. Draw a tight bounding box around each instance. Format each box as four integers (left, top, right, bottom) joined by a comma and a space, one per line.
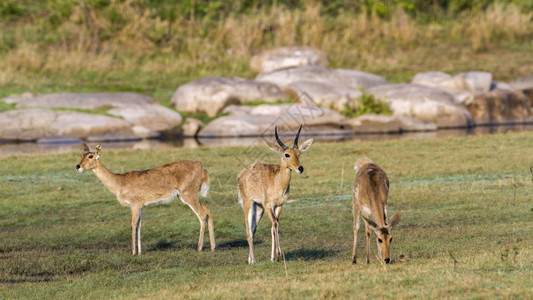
0, 123, 531, 158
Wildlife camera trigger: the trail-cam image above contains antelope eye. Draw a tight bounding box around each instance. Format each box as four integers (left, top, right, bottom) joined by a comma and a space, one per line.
378, 238, 383, 243
285, 154, 290, 158
88, 155, 94, 159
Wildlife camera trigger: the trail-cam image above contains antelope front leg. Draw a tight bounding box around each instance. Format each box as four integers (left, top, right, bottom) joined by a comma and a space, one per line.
266, 205, 280, 262
364, 219, 371, 264
274, 206, 283, 260
130, 206, 142, 255
137, 208, 143, 255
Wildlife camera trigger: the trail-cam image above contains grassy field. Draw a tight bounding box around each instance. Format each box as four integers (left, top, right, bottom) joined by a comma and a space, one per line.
0, 131, 532, 298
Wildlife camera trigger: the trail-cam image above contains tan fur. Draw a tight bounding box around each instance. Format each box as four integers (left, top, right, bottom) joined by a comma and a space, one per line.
76, 143, 215, 255
238, 127, 313, 264
352, 158, 401, 264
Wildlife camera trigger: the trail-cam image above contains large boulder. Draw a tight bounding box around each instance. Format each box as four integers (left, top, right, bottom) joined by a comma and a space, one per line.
182, 118, 205, 137
509, 75, 533, 92
412, 71, 492, 95
5, 92, 182, 134
171, 76, 287, 117
250, 46, 329, 74
283, 81, 362, 111
198, 104, 349, 137
257, 66, 389, 91
0, 109, 153, 141
466, 89, 531, 124
10, 92, 155, 108
366, 84, 474, 128
411, 71, 474, 105
345, 114, 437, 133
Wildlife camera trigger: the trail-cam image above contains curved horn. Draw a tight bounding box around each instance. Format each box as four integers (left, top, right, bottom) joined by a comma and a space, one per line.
293, 125, 302, 148
275, 126, 289, 150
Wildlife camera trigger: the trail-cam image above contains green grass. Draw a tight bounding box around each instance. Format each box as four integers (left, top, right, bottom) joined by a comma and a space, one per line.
0, 132, 532, 298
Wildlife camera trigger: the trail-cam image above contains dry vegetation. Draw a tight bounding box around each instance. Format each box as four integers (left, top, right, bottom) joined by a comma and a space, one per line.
0, 1, 532, 102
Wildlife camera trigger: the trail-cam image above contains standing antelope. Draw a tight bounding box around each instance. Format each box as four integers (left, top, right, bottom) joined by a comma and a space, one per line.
76, 143, 215, 255
352, 158, 401, 264
238, 125, 313, 264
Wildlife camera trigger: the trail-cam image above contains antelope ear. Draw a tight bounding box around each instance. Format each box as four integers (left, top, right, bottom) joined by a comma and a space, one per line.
298, 138, 313, 152
362, 215, 379, 231
95, 144, 102, 157
265, 141, 283, 156
81, 143, 90, 154
389, 211, 401, 228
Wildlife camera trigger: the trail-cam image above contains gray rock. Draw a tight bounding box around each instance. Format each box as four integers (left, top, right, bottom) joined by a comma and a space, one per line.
250, 46, 329, 73
466, 89, 531, 125
12, 92, 155, 109
198, 104, 348, 137
0, 109, 142, 141
171, 76, 287, 117
257, 66, 389, 91
411, 71, 493, 101
345, 114, 437, 133
509, 75, 533, 92
283, 81, 363, 111
222, 105, 254, 116
182, 118, 205, 137
367, 84, 474, 128
4, 92, 182, 134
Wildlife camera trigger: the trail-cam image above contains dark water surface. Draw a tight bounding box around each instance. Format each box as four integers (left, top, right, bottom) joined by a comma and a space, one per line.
1, 123, 531, 158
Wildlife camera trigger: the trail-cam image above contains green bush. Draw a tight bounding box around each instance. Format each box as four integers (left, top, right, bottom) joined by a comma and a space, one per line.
340, 93, 391, 118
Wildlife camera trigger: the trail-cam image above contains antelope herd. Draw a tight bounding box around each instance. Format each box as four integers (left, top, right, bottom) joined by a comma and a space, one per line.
76, 125, 401, 265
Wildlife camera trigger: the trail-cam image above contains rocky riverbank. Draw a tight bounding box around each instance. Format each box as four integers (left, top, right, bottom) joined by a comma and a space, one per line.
1, 47, 532, 142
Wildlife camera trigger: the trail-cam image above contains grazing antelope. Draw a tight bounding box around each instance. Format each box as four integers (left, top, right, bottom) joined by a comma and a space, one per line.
352, 158, 401, 264
76, 143, 215, 255
238, 125, 313, 264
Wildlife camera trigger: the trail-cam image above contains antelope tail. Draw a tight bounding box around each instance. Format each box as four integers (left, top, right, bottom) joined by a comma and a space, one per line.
200, 168, 210, 197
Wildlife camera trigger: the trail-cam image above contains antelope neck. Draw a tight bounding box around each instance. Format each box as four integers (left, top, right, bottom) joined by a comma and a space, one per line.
92, 160, 122, 195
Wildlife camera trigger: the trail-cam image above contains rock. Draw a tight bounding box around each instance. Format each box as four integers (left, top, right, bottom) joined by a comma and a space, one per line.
457, 72, 492, 94
411, 71, 474, 105
366, 84, 474, 128
344, 114, 437, 133
171, 76, 287, 117
257, 66, 389, 91
0, 109, 146, 141
466, 89, 531, 125
11, 92, 155, 108
182, 118, 205, 137
108, 104, 182, 133
250, 46, 329, 73
222, 105, 254, 116
283, 81, 363, 111
411, 71, 493, 103
198, 104, 349, 137
4, 92, 182, 134
509, 75, 533, 91
510, 76, 533, 106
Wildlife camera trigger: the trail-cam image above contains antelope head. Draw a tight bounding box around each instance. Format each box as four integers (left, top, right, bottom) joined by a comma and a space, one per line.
76, 143, 102, 172
265, 125, 313, 174
362, 212, 401, 264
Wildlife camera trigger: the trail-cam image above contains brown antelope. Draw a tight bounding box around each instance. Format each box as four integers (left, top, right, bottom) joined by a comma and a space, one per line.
75, 143, 215, 255
238, 125, 313, 264
352, 158, 401, 264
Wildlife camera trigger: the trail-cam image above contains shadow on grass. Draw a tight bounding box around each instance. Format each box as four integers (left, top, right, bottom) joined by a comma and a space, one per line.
216, 239, 263, 250
285, 247, 339, 261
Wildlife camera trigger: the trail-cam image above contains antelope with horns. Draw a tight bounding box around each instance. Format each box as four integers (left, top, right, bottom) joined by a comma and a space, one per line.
238, 125, 313, 264
352, 158, 401, 264
76, 143, 215, 255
